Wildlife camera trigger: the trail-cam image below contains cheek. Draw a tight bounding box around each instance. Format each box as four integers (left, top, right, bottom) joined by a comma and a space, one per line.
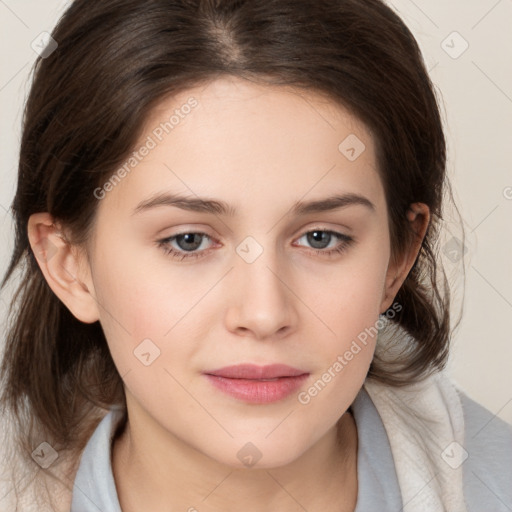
90, 246, 214, 380
91, 230, 203, 332
300, 272, 387, 415
306, 237, 390, 377
311, 248, 389, 339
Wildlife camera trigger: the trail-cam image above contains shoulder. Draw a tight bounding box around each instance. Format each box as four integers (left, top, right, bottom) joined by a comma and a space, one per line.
457, 388, 512, 456
456, 388, 512, 511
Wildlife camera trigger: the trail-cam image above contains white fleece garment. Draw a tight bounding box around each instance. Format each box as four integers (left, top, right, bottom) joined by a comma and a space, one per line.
365, 370, 468, 512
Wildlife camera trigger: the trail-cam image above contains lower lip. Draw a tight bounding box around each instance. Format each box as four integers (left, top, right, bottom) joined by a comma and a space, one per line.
204, 374, 310, 403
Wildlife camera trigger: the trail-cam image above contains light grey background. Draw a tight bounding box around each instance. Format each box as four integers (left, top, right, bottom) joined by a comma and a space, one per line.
1, 0, 511, 425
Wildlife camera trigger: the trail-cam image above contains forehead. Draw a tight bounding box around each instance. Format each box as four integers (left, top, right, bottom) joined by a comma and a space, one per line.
98, 75, 384, 219
146, 75, 370, 153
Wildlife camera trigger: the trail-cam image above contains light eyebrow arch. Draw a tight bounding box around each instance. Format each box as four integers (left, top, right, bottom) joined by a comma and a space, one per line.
132, 191, 376, 217
291, 193, 376, 215
132, 192, 236, 216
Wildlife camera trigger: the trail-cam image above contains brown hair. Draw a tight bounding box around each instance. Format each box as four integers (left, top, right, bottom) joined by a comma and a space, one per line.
1, 0, 464, 506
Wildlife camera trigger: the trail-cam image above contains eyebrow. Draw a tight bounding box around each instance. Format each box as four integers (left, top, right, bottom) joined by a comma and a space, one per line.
132, 191, 376, 217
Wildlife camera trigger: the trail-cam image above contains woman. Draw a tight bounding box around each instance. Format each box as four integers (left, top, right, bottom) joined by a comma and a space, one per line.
1, 1, 510, 511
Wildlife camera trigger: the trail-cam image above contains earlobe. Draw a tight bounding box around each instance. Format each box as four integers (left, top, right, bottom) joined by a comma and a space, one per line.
27, 212, 100, 324
379, 202, 430, 314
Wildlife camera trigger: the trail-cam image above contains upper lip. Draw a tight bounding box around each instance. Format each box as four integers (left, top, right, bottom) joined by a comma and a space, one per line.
205, 364, 308, 379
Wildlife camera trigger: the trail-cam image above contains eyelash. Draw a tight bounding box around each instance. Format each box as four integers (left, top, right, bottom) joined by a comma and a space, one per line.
157, 229, 355, 261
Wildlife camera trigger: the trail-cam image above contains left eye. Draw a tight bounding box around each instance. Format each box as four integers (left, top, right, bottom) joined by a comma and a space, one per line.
157, 232, 213, 260
295, 230, 350, 251
157, 229, 354, 261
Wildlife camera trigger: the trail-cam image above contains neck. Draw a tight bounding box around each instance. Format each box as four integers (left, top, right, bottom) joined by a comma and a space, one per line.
112, 400, 358, 512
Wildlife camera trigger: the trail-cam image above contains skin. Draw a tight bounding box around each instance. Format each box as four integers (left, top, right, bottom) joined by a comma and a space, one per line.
28, 75, 429, 512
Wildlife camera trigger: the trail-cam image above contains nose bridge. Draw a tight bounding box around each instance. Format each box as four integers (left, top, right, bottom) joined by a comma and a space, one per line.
226, 234, 296, 337
237, 233, 288, 305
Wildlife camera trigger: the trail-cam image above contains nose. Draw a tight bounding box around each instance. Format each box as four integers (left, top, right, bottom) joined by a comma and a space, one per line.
224, 248, 299, 340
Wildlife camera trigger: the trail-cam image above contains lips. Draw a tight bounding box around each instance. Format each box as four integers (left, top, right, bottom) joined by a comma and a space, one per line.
204, 363, 307, 379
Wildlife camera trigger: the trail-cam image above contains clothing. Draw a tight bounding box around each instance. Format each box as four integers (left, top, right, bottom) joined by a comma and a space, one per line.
69, 372, 512, 512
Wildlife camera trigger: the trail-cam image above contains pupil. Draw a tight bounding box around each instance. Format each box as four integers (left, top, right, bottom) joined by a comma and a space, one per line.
308, 231, 330, 249
177, 233, 201, 251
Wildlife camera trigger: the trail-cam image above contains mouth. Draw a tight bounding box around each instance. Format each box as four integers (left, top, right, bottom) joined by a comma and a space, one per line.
203, 364, 310, 403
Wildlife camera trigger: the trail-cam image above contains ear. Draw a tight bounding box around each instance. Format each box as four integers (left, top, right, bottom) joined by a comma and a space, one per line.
27, 212, 100, 323
380, 202, 430, 314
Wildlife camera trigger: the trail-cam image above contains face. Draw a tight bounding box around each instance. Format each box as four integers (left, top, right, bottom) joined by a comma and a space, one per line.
77, 76, 399, 468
